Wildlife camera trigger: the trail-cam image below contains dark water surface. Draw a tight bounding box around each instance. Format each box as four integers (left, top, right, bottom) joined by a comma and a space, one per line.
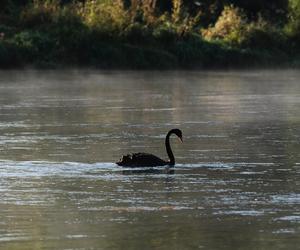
0, 70, 300, 249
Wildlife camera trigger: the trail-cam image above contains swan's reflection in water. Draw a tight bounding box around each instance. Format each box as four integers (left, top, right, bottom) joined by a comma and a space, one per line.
121, 167, 175, 175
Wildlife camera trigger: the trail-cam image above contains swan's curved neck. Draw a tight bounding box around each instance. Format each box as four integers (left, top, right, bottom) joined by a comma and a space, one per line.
165, 131, 175, 165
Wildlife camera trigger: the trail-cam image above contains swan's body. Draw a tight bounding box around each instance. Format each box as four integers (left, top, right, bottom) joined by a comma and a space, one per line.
116, 129, 182, 167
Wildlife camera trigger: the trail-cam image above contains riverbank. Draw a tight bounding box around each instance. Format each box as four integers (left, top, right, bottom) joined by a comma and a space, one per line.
1, 1, 300, 69
2, 39, 300, 70
1, 36, 300, 70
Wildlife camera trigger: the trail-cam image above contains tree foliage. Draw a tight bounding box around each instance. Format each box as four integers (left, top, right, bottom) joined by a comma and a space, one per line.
0, 0, 299, 68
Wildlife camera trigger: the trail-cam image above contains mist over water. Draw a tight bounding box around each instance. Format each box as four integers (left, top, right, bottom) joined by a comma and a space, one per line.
0, 70, 300, 249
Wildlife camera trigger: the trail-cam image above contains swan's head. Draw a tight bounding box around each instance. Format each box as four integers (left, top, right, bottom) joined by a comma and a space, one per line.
171, 128, 183, 143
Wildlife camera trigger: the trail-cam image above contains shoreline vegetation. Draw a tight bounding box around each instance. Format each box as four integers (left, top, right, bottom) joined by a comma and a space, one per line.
1, 0, 300, 69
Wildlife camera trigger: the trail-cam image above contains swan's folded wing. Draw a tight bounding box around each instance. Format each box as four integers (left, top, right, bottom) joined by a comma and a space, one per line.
117, 153, 167, 167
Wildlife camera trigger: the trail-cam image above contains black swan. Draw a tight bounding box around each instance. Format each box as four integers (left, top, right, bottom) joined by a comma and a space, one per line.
116, 128, 183, 167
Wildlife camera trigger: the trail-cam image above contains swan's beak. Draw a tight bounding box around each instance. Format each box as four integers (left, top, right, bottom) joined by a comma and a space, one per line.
178, 136, 183, 143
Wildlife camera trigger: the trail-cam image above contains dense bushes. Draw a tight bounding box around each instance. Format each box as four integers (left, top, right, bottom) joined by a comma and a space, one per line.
0, 0, 300, 68
201, 6, 247, 45
285, 0, 300, 51
201, 5, 287, 51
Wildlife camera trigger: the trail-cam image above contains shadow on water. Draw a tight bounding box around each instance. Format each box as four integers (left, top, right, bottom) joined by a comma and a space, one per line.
121, 167, 175, 175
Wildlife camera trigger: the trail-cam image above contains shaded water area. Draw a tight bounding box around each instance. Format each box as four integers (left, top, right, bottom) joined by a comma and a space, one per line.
0, 70, 300, 249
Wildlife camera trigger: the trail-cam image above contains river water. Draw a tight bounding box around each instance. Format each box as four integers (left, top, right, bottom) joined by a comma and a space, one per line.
0, 70, 299, 249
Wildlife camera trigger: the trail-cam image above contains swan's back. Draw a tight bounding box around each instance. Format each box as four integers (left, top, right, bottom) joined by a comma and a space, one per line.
116, 153, 168, 167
